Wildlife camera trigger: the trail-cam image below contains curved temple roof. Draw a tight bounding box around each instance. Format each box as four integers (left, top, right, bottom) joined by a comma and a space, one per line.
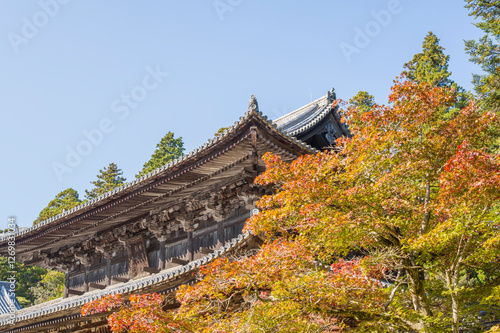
0, 93, 338, 251
273, 94, 333, 136
0, 282, 21, 316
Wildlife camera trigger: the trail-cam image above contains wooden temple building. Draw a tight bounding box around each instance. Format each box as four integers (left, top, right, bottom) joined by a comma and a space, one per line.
0, 90, 348, 333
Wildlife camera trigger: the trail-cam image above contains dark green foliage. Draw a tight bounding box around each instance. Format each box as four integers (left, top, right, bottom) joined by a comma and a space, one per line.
404, 32, 471, 115
346, 91, 375, 131
33, 188, 82, 225
0, 258, 47, 307
30, 270, 65, 304
136, 132, 184, 178
403, 32, 453, 88
465, 0, 500, 153
348, 91, 375, 113
464, 0, 500, 112
85, 163, 126, 200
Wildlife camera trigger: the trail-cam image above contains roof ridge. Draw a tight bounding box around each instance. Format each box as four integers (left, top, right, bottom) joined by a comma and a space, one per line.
5, 111, 253, 239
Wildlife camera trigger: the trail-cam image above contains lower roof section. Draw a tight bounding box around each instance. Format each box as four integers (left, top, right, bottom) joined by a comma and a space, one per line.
0, 232, 259, 332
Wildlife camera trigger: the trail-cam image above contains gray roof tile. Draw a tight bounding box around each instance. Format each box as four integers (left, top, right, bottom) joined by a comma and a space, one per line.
0, 282, 21, 315
273, 94, 331, 136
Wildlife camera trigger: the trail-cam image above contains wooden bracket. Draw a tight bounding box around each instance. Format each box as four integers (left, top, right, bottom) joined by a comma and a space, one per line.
112, 276, 130, 283
200, 247, 214, 255
67, 289, 85, 296
143, 267, 161, 274
89, 283, 106, 290
171, 258, 189, 266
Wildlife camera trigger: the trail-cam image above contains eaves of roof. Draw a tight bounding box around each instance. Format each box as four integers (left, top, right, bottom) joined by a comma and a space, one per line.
0, 108, 316, 256
0, 232, 255, 332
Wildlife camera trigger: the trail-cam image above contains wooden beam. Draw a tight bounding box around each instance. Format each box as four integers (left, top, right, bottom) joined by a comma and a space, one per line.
217, 220, 224, 247
159, 238, 166, 270
89, 283, 106, 290
64, 272, 70, 298
112, 276, 129, 283
171, 258, 189, 266
83, 266, 89, 293
67, 289, 85, 296
73, 320, 109, 332
143, 267, 160, 274
105, 257, 112, 286
187, 230, 194, 261
24, 257, 42, 265
200, 247, 214, 255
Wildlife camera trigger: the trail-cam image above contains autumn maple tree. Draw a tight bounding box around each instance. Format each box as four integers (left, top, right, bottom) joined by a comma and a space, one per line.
176, 240, 412, 332
243, 79, 499, 331
83, 78, 499, 332
82, 293, 190, 333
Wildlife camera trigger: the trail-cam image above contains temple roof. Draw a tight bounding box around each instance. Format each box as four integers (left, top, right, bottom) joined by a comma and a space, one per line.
0, 92, 347, 261
0, 91, 348, 332
0, 282, 21, 316
0, 233, 255, 331
274, 94, 333, 136
0, 106, 318, 260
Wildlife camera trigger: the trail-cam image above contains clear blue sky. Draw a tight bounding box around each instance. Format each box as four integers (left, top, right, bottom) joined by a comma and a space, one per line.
0, 0, 485, 228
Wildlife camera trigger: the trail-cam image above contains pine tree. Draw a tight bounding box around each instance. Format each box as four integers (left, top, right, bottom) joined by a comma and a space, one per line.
34, 188, 82, 225
346, 91, 375, 131
85, 163, 126, 200
403, 32, 453, 87
465, 1, 500, 153
404, 32, 470, 113
136, 132, 184, 178
464, 0, 500, 112
348, 91, 375, 113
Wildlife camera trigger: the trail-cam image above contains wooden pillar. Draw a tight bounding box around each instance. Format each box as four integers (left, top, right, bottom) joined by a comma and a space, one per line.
217, 220, 225, 247
96, 246, 115, 287
187, 230, 194, 261
63, 271, 69, 298
159, 236, 166, 270
105, 256, 112, 287
83, 266, 90, 293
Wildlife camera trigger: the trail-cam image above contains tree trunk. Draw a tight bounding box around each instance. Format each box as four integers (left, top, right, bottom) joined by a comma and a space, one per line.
445, 270, 460, 333
419, 181, 431, 235
405, 179, 433, 323
450, 292, 459, 333
404, 257, 432, 318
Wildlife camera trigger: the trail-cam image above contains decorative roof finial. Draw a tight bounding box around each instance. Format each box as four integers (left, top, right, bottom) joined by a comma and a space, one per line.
248, 95, 259, 112
327, 88, 336, 103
